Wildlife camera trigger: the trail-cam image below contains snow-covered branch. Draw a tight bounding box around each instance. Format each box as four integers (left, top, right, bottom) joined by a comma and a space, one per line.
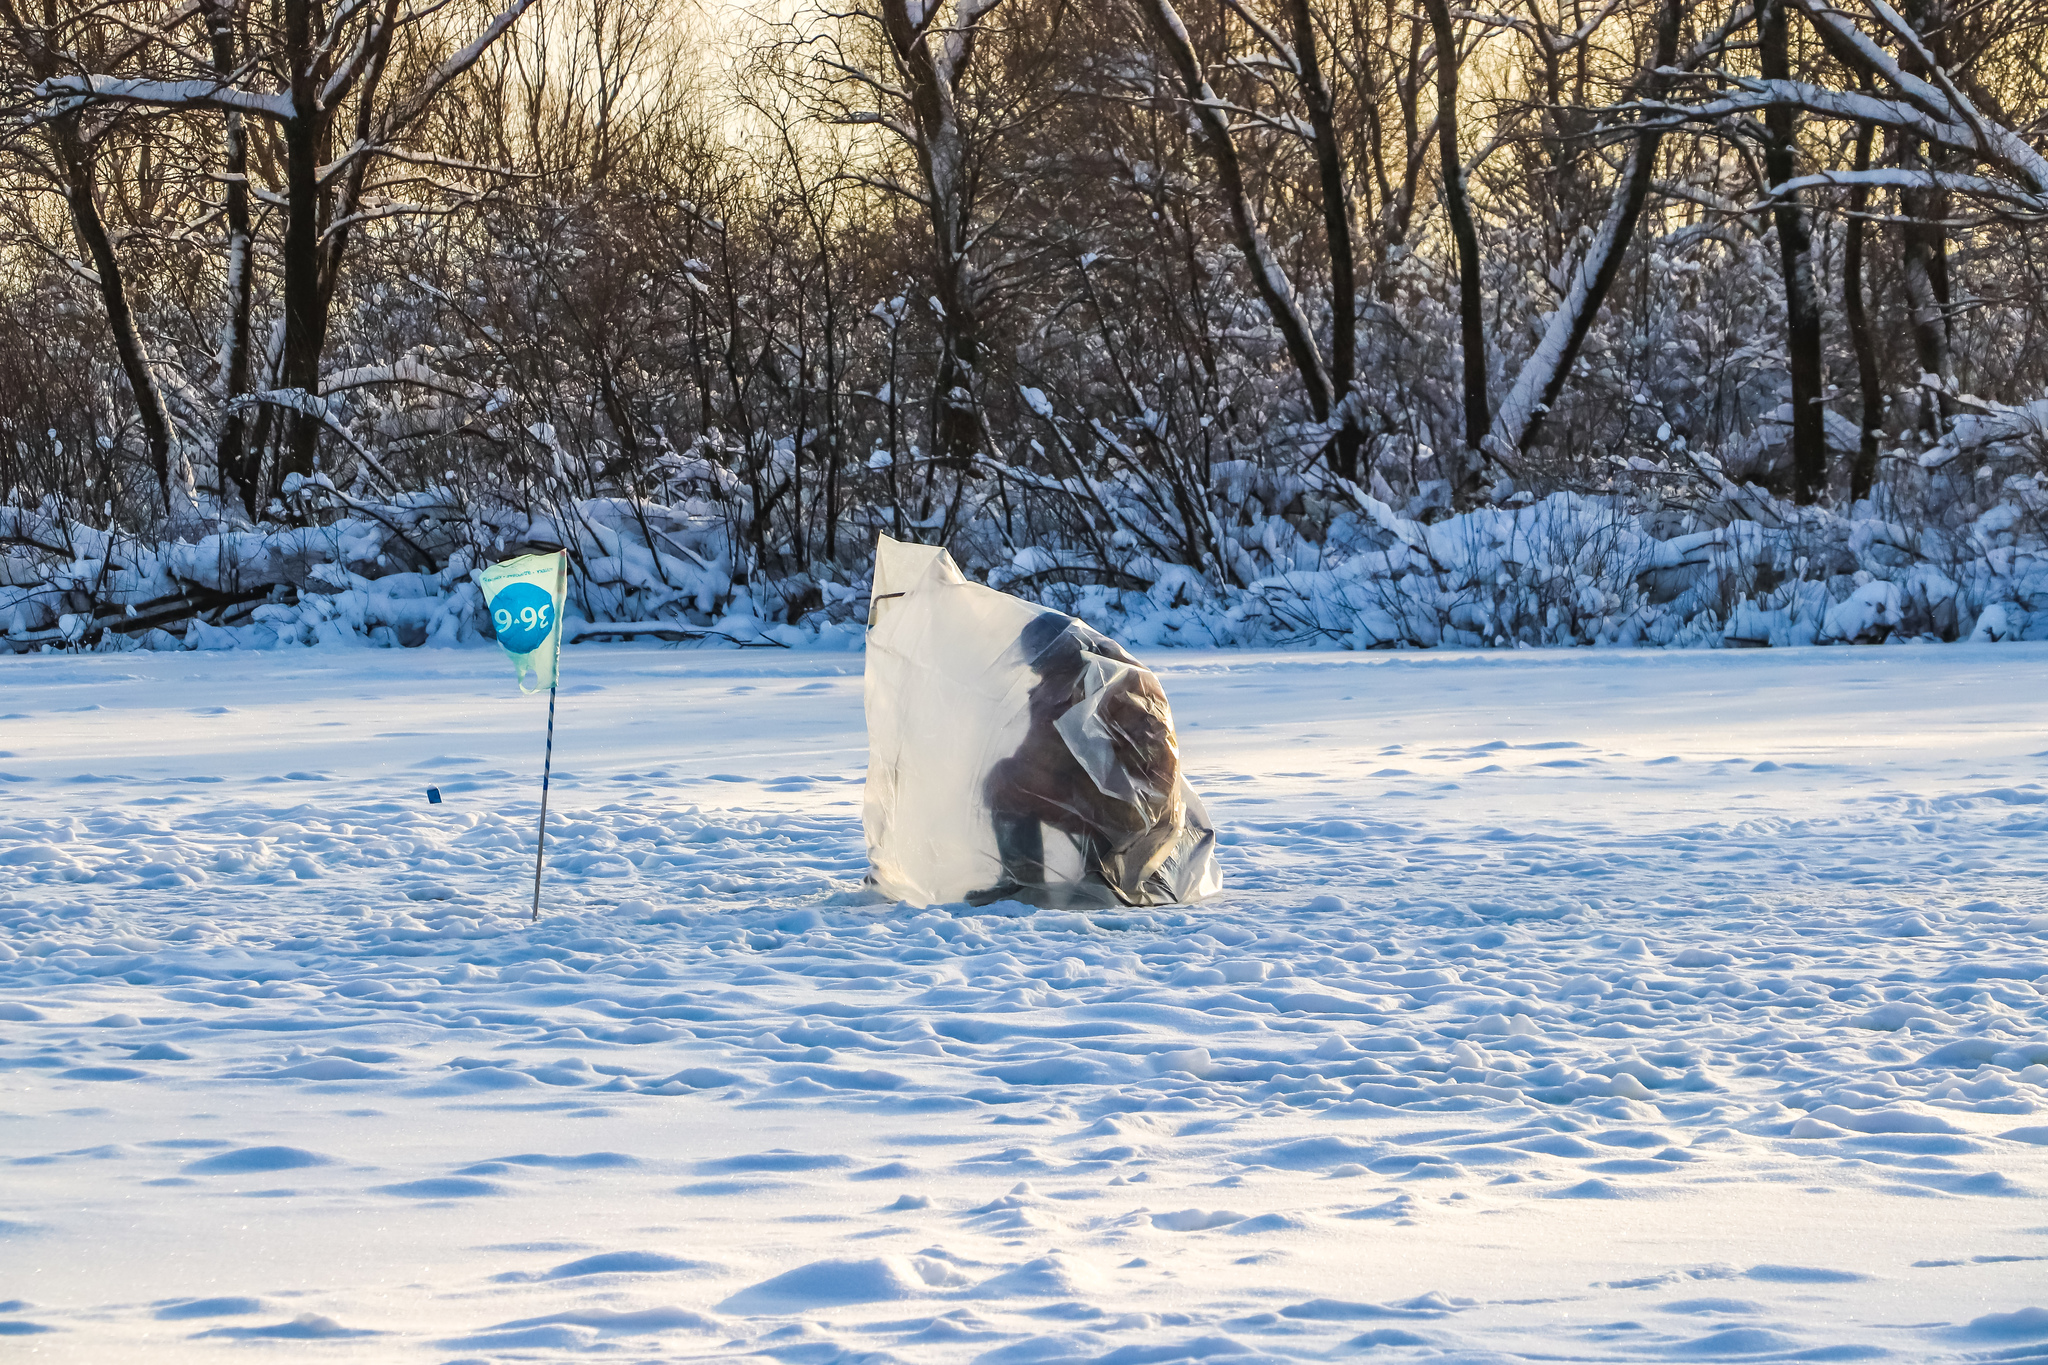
34, 74, 294, 120
1756, 167, 2048, 214
1645, 80, 2048, 200
320, 358, 489, 401
376, 0, 539, 136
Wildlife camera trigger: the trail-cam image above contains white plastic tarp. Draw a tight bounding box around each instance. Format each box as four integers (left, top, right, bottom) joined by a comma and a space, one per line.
863, 534, 1221, 908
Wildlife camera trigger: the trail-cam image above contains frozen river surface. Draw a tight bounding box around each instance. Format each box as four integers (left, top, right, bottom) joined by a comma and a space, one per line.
2, 640, 2047, 1362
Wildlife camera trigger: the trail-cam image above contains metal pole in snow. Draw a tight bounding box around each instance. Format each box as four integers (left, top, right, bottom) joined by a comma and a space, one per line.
531, 680, 557, 922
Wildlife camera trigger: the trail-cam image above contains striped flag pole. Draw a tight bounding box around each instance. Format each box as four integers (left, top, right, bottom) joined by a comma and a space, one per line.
475, 547, 570, 922
531, 679, 557, 922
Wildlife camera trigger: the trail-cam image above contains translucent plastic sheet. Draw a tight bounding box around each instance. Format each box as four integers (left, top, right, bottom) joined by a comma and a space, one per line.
863, 535, 1222, 908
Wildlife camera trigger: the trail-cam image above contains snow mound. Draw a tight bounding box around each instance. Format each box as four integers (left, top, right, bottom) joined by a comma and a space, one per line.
718, 1256, 970, 1312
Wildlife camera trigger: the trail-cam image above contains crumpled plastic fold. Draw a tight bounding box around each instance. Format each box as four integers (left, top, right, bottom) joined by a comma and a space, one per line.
862, 534, 1221, 908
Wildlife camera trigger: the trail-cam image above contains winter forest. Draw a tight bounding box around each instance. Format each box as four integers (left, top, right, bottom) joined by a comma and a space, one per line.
2, 0, 2046, 653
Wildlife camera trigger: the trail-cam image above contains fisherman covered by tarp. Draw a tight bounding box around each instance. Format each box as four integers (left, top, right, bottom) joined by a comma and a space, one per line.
863, 534, 1221, 908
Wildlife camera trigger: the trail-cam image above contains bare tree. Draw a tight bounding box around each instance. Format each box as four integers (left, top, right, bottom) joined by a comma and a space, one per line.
1841, 92, 1882, 502
1485, 0, 1694, 463
21, 0, 539, 508
1134, 0, 1361, 478
813, 0, 1010, 472
1757, 0, 1825, 503
1419, 0, 1487, 486
0, 0, 184, 512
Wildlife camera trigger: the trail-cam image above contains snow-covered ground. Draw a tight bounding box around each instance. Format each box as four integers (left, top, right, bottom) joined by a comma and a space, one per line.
3, 641, 2047, 1363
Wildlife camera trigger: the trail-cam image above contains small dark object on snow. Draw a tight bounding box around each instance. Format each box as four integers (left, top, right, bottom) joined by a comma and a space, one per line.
425, 787, 442, 805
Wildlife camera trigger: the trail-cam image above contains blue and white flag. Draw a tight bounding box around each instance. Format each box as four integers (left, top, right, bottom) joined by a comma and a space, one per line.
476, 550, 567, 693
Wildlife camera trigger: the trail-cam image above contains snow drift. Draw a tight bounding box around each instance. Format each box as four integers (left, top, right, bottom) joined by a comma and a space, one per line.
5, 476, 2048, 656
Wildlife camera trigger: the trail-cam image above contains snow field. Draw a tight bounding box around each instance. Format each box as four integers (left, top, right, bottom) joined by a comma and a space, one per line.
2, 643, 2047, 1362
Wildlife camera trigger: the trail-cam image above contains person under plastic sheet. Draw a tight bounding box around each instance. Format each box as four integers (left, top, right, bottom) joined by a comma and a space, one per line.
861, 533, 1219, 908
973, 612, 1194, 908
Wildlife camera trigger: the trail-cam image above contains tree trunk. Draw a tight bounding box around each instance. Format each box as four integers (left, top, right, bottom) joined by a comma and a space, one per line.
317, 0, 401, 337
1421, 0, 1488, 480
1890, 0, 1954, 433
1375, 14, 1430, 306
55, 118, 177, 514
1488, 0, 1681, 459
1142, 0, 1334, 426
278, 0, 325, 487
1759, 0, 1826, 504
813, 217, 843, 561
879, 1, 992, 472
1285, 0, 1363, 480
1899, 164, 1952, 431
1842, 114, 1882, 504
927, 189, 982, 471
206, 0, 259, 516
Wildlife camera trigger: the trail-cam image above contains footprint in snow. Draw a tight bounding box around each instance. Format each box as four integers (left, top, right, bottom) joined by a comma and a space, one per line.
699, 1150, 853, 1173
155, 1297, 265, 1320
376, 1177, 504, 1199
184, 1146, 335, 1175
1675, 1328, 1808, 1355
438, 1307, 717, 1352
1967, 1307, 2048, 1339
1662, 1298, 1765, 1315
1747, 1264, 1870, 1284
493, 1251, 712, 1284
1278, 1293, 1462, 1320
190, 1314, 377, 1339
